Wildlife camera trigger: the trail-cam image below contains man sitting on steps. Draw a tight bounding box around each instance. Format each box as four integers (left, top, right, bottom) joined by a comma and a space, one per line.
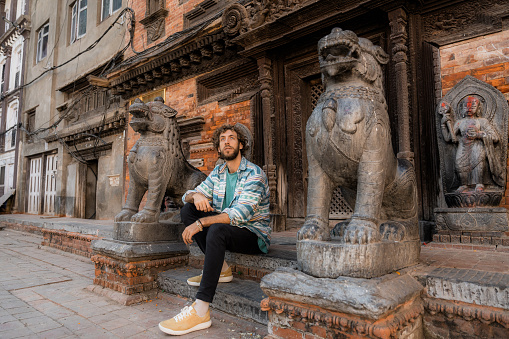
159, 123, 271, 336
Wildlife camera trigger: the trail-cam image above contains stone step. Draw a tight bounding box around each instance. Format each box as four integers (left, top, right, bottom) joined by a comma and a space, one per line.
188, 243, 298, 282
158, 266, 268, 325
422, 267, 509, 310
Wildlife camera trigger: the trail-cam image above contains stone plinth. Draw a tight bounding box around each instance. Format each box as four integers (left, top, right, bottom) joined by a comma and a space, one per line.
297, 239, 421, 279
435, 207, 509, 232
91, 221, 189, 300
114, 220, 186, 242
260, 268, 424, 338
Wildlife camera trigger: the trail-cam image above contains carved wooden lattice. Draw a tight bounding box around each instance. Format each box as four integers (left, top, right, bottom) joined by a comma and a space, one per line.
310, 82, 353, 219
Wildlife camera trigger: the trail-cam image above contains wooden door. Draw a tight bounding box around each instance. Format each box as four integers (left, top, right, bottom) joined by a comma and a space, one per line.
28, 157, 42, 214
43, 154, 58, 215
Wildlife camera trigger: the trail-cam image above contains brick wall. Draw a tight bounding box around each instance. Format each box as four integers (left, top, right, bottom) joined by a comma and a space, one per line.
440, 29, 509, 208
125, 0, 213, 59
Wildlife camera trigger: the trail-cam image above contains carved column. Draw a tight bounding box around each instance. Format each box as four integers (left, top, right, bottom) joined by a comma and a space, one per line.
389, 8, 413, 161
257, 57, 285, 231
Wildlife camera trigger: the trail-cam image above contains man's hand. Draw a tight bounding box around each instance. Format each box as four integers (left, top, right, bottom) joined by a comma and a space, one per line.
192, 193, 214, 212
182, 222, 201, 245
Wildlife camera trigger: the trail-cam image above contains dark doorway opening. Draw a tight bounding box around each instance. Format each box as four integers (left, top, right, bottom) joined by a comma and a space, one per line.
85, 160, 98, 219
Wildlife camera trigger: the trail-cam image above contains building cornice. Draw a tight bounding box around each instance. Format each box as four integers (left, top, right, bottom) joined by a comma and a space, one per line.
0, 15, 31, 54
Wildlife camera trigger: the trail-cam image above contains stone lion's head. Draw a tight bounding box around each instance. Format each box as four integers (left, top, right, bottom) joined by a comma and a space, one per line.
318, 28, 389, 84
129, 97, 177, 133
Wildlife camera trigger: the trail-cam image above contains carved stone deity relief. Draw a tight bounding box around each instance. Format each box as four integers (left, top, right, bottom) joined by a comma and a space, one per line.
436, 75, 508, 208
296, 28, 420, 279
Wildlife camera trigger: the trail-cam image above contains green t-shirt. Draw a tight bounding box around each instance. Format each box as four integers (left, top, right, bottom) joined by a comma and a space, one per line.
222, 167, 267, 253
222, 170, 238, 210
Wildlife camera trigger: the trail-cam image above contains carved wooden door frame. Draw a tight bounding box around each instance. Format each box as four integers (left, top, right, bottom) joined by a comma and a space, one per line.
283, 55, 320, 218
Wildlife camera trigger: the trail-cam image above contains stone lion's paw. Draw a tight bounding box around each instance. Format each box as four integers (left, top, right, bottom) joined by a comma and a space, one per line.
131, 210, 157, 223
342, 219, 380, 244
114, 209, 135, 222
298, 217, 328, 241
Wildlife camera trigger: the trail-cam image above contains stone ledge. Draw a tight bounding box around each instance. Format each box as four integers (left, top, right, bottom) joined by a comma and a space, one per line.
423, 296, 509, 328
427, 241, 509, 252
425, 267, 509, 309
189, 256, 272, 282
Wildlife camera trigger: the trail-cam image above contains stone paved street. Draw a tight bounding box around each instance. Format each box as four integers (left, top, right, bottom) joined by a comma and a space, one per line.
0, 230, 266, 339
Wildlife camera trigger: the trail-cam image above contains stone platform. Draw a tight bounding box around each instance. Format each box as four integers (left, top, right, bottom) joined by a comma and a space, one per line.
0, 214, 508, 337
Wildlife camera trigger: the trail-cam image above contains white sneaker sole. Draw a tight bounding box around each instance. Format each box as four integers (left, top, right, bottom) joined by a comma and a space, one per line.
159, 320, 212, 335
187, 275, 233, 287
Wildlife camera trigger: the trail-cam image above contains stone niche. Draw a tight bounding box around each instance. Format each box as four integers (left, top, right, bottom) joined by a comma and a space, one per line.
434, 75, 509, 238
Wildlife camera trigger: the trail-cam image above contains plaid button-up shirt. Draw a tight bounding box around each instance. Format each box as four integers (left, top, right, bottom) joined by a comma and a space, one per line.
182, 156, 271, 251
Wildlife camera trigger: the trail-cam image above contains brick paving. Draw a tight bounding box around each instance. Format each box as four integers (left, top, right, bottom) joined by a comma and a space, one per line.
0, 230, 266, 339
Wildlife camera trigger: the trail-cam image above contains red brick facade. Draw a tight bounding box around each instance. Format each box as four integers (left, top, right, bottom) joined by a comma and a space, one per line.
440, 30, 509, 208
125, 0, 210, 59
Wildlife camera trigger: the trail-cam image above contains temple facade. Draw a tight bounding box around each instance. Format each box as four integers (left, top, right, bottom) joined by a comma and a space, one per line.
7, 0, 509, 235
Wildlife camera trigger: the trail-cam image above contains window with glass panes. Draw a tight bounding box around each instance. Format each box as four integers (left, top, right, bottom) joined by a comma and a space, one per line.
71, 0, 87, 43
102, 0, 122, 21
36, 23, 49, 63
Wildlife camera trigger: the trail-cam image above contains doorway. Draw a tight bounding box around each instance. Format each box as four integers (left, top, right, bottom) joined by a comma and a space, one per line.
85, 160, 98, 219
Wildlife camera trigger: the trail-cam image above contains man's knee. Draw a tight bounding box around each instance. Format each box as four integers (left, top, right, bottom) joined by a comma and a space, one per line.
180, 203, 198, 225
206, 223, 231, 241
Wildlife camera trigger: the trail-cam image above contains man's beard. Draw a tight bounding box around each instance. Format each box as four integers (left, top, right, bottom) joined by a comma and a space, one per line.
219, 146, 240, 161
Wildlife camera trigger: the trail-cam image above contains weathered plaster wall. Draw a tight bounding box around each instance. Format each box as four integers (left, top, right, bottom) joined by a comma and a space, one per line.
96, 134, 125, 220
20, 0, 129, 217
440, 29, 509, 208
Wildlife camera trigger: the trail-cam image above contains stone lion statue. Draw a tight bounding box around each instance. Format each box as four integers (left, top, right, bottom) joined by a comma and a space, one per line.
115, 97, 206, 223
299, 28, 419, 245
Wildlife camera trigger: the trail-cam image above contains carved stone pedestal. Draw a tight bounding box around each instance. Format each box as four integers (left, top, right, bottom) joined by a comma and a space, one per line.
297, 239, 421, 279
260, 268, 424, 339
91, 221, 189, 304
435, 207, 509, 232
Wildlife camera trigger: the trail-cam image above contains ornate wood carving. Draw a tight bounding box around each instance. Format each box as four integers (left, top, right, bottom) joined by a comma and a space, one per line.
389, 8, 413, 161
197, 59, 258, 106
57, 88, 121, 124
44, 113, 126, 144
284, 57, 320, 218
222, 0, 306, 35
422, 0, 508, 46
258, 57, 277, 211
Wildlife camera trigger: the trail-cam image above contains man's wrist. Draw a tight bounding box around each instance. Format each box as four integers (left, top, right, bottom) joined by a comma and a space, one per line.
195, 219, 203, 231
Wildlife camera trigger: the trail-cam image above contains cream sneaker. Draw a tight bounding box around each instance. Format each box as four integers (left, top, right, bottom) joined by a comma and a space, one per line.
159, 303, 211, 335
187, 267, 233, 286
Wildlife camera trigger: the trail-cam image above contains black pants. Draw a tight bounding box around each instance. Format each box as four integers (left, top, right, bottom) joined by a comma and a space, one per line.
180, 203, 262, 303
